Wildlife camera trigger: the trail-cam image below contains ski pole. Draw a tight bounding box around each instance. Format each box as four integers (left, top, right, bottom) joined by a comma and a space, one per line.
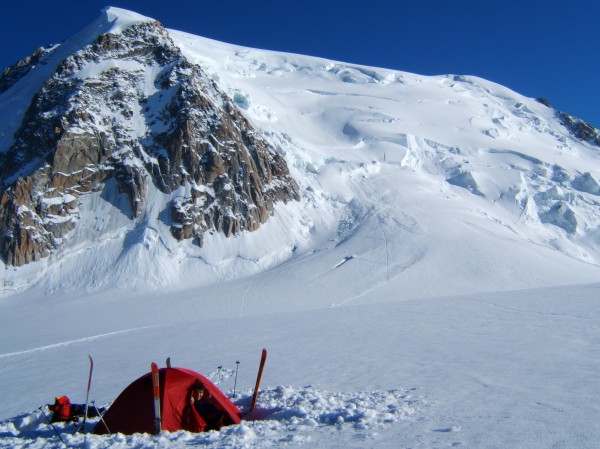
39, 406, 69, 448
233, 361, 240, 397
91, 400, 111, 434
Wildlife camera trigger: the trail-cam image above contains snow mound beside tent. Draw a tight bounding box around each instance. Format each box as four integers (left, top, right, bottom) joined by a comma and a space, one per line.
0, 386, 422, 449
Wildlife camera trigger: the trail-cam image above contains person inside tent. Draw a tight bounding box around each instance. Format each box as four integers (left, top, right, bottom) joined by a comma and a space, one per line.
183, 379, 226, 432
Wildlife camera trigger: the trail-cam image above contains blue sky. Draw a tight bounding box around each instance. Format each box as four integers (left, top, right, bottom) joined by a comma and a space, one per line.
1, 0, 598, 127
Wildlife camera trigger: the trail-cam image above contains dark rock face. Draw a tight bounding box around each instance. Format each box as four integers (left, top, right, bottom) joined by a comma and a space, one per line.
0, 19, 299, 266
535, 97, 552, 108
536, 98, 600, 147
558, 111, 600, 146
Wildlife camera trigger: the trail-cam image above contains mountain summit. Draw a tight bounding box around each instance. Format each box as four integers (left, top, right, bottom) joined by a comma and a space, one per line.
0, 7, 599, 294
0, 8, 298, 268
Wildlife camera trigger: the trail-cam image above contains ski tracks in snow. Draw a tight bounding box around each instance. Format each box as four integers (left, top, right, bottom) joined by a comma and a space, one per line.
239, 277, 254, 317
0, 327, 156, 359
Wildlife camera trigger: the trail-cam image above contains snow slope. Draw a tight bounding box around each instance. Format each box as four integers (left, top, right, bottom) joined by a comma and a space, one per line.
1, 7, 600, 449
1, 7, 600, 294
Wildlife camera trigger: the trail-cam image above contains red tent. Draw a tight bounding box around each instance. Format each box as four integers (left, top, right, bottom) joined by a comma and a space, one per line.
93, 367, 241, 434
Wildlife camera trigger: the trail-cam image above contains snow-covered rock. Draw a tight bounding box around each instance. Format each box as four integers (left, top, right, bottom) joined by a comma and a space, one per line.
0, 8, 299, 267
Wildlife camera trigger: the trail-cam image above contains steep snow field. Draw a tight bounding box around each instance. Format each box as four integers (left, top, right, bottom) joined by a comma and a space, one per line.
1, 7, 600, 449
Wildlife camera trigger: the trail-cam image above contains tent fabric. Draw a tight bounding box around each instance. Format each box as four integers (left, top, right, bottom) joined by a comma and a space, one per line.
93, 367, 241, 434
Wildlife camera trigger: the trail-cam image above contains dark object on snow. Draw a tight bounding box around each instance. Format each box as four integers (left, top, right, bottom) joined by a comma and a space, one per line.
535, 97, 552, 108
71, 403, 106, 418
93, 367, 241, 434
48, 396, 73, 422
47, 395, 106, 423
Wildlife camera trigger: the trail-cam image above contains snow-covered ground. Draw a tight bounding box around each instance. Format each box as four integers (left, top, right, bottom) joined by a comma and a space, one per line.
1, 283, 600, 448
1, 7, 600, 449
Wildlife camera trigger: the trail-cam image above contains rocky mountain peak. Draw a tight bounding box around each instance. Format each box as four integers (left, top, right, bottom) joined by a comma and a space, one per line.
0, 17, 299, 266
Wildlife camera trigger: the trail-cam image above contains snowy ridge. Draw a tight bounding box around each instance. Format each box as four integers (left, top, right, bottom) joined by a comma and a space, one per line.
0, 7, 149, 153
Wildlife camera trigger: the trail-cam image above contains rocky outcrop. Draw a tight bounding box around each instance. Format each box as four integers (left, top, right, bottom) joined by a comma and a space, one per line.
557, 111, 600, 146
0, 17, 299, 266
0, 45, 56, 94
536, 98, 600, 147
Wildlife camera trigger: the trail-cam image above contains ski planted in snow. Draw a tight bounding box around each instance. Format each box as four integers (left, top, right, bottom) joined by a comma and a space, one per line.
79, 355, 93, 433
151, 362, 161, 434
250, 348, 267, 412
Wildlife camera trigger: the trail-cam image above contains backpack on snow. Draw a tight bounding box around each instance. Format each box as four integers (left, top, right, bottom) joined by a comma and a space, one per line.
48, 396, 73, 422
47, 396, 105, 423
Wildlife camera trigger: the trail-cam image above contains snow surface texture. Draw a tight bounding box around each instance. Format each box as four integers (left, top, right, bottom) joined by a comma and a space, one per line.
1, 284, 600, 448
1, 7, 600, 449
0, 386, 420, 449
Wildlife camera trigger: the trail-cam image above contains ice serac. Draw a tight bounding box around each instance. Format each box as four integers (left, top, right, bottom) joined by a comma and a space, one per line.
0, 10, 299, 266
